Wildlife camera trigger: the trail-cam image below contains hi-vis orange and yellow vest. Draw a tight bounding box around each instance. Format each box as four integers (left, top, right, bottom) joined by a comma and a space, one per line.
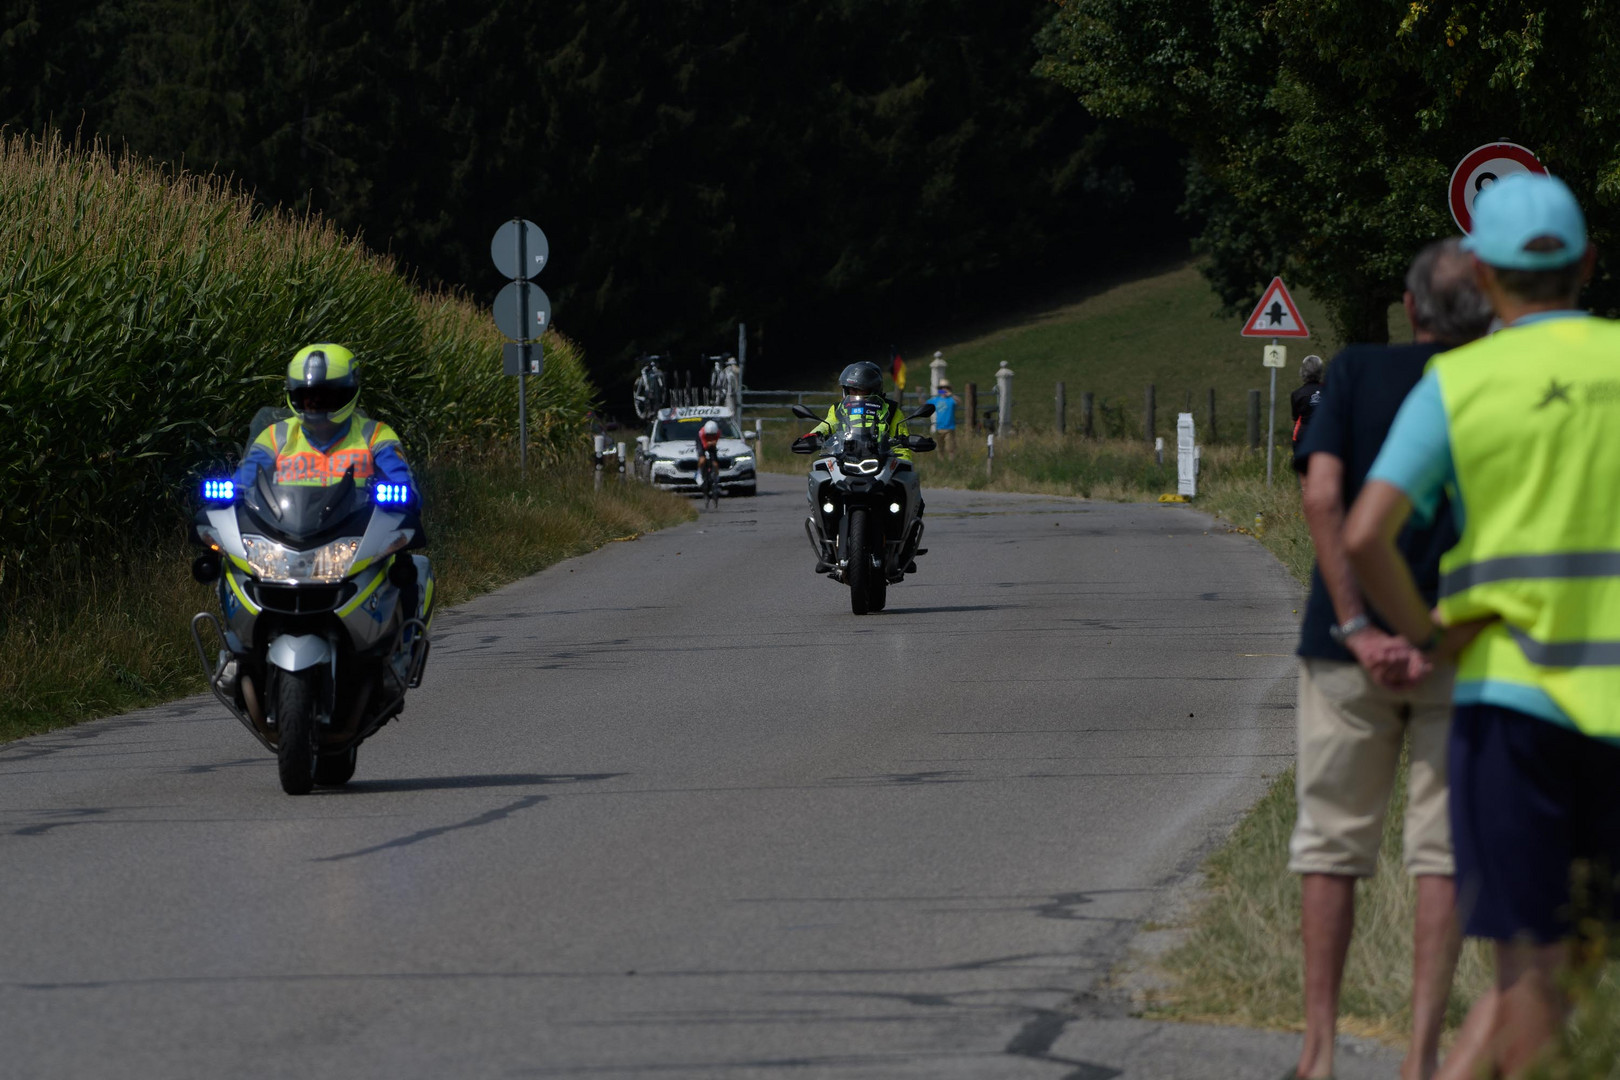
236, 414, 410, 490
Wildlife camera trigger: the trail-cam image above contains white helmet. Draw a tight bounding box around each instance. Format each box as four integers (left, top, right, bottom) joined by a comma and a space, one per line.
701, 420, 721, 436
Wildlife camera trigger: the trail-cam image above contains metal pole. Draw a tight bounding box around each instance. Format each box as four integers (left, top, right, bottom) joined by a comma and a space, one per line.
1056, 381, 1066, 434
515, 219, 528, 478
737, 323, 747, 431
1266, 337, 1277, 486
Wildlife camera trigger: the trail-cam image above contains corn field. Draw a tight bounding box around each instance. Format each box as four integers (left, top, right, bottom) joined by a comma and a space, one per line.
0, 131, 594, 574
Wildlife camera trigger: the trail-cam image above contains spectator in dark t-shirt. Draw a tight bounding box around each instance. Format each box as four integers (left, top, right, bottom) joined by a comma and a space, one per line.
1290, 354, 1325, 449
1284, 238, 1494, 1080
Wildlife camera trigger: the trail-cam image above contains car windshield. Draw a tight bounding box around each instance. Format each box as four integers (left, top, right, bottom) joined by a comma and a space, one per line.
654, 417, 740, 442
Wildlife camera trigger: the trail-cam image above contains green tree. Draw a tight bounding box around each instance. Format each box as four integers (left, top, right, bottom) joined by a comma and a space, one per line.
1039, 0, 1620, 342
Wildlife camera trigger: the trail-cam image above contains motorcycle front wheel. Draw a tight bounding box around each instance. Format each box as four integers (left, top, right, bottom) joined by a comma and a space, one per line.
274, 668, 320, 795
847, 508, 876, 615
314, 746, 357, 787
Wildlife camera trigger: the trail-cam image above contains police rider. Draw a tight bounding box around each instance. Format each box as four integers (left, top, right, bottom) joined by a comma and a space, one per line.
233, 343, 426, 624
801, 361, 915, 464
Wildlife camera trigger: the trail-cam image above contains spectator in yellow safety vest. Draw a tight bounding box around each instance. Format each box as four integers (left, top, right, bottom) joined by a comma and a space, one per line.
1346, 173, 1620, 1079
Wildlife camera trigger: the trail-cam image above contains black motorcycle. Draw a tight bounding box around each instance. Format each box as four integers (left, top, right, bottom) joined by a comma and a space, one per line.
791, 401, 935, 614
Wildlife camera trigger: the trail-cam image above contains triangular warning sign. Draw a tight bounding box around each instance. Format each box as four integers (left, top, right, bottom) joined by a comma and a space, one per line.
1241, 277, 1311, 338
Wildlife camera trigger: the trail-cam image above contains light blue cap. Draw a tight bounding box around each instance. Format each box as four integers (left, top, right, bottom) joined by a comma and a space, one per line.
1462, 173, 1587, 270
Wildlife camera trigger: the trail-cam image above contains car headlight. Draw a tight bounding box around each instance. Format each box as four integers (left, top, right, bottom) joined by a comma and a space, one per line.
241, 535, 363, 582
733, 455, 753, 466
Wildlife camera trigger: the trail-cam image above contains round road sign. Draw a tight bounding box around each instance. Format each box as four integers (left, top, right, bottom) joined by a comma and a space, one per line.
1449, 142, 1546, 232
490, 219, 549, 280
493, 281, 552, 341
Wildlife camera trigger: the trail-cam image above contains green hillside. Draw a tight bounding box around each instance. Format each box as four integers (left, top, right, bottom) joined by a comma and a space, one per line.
915, 263, 1405, 440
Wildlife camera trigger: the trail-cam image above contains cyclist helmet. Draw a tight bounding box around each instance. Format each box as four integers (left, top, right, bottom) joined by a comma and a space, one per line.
838, 361, 884, 399
285, 344, 360, 426
701, 420, 721, 438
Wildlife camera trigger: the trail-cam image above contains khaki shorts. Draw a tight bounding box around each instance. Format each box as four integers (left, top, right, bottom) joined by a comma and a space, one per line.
1288, 658, 1455, 878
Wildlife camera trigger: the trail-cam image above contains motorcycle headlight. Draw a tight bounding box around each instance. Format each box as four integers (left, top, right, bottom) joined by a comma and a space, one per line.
240, 535, 363, 582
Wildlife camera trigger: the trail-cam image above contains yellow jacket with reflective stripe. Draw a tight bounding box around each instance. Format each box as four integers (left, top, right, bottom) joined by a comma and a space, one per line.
811, 398, 913, 461
1434, 316, 1620, 736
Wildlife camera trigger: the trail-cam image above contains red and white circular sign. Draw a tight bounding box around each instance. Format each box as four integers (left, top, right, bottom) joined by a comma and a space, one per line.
1450, 142, 1546, 232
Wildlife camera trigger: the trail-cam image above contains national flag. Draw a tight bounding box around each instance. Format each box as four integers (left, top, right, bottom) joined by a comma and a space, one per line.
890, 347, 906, 391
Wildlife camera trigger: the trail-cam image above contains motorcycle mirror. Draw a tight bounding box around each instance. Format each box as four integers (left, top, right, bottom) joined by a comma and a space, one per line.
790, 404, 820, 421
906, 402, 936, 421
191, 552, 221, 583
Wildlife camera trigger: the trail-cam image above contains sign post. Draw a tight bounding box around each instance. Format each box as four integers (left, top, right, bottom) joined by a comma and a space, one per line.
1241, 277, 1310, 486
1450, 141, 1546, 233
490, 218, 551, 476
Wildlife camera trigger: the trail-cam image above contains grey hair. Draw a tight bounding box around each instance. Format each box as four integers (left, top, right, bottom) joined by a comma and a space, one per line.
1300, 354, 1325, 383
1406, 238, 1494, 346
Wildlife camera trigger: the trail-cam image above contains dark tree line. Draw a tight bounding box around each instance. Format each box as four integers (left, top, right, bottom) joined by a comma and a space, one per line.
2, 0, 1184, 393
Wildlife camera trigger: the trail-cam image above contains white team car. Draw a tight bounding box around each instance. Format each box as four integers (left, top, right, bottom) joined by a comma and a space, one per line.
636, 406, 758, 496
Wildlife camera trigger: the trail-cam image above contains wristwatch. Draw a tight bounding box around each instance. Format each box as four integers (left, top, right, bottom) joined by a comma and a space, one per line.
1328, 614, 1372, 645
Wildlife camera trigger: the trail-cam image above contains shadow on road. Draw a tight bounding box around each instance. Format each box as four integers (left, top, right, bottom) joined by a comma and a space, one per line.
339, 772, 625, 794
878, 605, 1003, 615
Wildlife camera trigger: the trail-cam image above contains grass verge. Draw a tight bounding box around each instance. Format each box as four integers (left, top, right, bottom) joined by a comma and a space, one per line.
0, 457, 693, 744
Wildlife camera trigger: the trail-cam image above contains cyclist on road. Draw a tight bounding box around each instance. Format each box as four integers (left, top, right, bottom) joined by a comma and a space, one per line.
696, 419, 723, 505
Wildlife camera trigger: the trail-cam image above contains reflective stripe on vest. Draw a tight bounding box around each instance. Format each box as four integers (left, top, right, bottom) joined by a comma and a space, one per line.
1433, 315, 1620, 735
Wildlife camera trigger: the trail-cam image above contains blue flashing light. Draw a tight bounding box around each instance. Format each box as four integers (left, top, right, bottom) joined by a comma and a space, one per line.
202, 478, 235, 501
374, 483, 411, 505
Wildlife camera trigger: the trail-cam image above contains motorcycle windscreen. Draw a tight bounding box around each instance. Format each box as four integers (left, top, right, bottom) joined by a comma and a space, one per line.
240, 465, 369, 544
829, 404, 886, 461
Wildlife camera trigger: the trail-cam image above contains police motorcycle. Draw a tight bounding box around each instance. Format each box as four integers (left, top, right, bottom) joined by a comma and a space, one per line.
791, 401, 935, 615
188, 466, 433, 794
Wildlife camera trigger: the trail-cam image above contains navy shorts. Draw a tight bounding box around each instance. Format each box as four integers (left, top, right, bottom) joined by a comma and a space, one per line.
1449, 704, 1620, 943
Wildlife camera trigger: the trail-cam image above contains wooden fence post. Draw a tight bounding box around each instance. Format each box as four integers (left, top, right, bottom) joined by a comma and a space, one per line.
965, 383, 979, 432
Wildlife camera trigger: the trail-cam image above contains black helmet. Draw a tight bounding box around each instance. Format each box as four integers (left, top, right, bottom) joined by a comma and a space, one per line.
838, 361, 883, 397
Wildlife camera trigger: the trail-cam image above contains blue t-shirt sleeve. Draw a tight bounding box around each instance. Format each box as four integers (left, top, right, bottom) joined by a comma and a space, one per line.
1365, 372, 1454, 524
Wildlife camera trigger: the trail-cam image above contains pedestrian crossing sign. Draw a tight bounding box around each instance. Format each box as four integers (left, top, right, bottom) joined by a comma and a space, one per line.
1240, 277, 1310, 338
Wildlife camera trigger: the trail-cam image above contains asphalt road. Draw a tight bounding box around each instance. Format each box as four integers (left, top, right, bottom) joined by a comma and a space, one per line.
1, 474, 1302, 1079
